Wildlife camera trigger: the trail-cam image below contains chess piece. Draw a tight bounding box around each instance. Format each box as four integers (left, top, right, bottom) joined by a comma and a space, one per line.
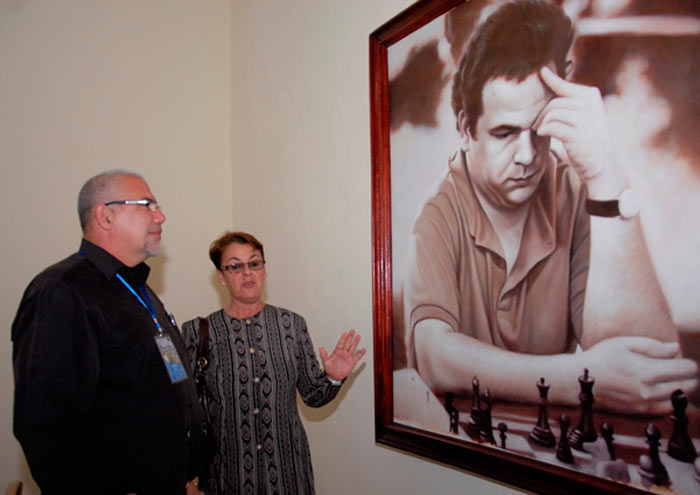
479, 389, 496, 444
596, 422, 630, 482
556, 414, 574, 464
467, 376, 482, 439
530, 377, 556, 447
445, 392, 453, 411
601, 422, 616, 460
449, 408, 459, 434
667, 389, 697, 462
638, 424, 670, 487
445, 392, 459, 434
568, 368, 597, 451
498, 422, 508, 449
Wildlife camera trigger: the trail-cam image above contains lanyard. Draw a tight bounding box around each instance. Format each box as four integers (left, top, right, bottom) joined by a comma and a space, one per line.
77, 248, 165, 335
116, 273, 163, 335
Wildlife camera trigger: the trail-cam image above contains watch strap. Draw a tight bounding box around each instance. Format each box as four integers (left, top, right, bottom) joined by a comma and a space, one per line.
585, 198, 620, 217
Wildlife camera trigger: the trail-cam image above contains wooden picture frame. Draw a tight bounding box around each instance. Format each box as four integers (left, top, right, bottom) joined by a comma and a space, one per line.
370, 1, 700, 494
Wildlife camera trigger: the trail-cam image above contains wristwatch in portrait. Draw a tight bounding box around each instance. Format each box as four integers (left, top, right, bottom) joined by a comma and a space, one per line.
585, 188, 640, 219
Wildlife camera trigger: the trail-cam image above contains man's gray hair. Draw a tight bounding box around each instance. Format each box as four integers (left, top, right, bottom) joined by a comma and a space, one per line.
77, 170, 144, 230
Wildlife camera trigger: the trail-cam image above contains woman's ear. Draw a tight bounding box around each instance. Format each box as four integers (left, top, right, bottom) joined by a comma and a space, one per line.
216, 270, 227, 287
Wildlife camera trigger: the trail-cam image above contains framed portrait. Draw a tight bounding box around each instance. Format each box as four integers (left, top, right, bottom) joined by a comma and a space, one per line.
370, 0, 700, 494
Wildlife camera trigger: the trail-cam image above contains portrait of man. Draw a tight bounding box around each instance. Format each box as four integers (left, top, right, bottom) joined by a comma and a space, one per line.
376, 0, 700, 491
389, 0, 700, 427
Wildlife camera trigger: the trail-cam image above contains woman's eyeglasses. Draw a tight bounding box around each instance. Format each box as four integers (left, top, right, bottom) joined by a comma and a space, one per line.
221, 260, 266, 274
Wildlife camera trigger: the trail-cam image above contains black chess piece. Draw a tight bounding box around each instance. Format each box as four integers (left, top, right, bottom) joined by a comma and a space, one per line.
498, 422, 508, 449
445, 392, 459, 434
638, 424, 670, 487
445, 392, 453, 411
596, 422, 631, 482
449, 409, 459, 434
530, 377, 556, 447
556, 414, 574, 464
445, 392, 454, 429
601, 422, 617, 460
568, 368, 597, 451
667, 389, 697, 462
479, 388, 496, 444
467, 376, 482, 439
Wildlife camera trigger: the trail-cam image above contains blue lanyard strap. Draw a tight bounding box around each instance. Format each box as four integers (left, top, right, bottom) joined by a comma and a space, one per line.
116, 273, 163, 334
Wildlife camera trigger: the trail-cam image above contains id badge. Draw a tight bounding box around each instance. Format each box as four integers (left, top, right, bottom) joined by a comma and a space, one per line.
155, 334, 188, 383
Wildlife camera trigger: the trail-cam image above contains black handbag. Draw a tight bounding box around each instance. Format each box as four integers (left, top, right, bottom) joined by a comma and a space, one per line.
194, 317, 217, 471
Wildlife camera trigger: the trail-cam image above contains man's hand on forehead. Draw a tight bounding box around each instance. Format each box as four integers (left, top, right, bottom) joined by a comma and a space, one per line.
532, 67, 624, 198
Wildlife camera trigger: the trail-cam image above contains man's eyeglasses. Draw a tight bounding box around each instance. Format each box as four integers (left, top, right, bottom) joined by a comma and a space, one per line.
221, 260, 266, 274
104, 199, 161, 212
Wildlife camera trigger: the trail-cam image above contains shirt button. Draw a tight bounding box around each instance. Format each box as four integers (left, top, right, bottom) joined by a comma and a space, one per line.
253, 408, 259, 415
253, 377, 260, 383
249, 347, 255, 354
246, 319, 252, 324
256, 444, 262, 451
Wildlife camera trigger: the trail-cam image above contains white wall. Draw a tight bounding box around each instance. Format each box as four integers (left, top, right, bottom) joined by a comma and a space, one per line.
0, 0, 530, 494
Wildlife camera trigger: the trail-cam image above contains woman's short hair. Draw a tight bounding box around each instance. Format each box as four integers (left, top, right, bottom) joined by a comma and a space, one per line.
209, 231, 265, 269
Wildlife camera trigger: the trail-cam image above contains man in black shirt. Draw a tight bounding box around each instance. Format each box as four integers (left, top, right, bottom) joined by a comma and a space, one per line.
12, 170, 204, 494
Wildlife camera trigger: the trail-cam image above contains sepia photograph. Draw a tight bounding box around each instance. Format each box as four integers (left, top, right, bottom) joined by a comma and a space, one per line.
371, 0, 700, 493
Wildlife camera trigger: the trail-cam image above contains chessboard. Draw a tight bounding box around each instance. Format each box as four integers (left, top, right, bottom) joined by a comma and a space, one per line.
393, 368, 700, 494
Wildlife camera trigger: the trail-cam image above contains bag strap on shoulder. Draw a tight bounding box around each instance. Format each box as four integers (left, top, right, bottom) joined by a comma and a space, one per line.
196, 316, 210, 371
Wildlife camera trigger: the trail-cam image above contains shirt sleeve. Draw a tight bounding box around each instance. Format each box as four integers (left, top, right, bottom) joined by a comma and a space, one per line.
405, 198, 463, 334
12, 280, 101, 492
294, 315, 341, 408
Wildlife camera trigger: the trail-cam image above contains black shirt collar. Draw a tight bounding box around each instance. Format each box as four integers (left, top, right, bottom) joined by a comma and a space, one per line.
80, 238, 151, 283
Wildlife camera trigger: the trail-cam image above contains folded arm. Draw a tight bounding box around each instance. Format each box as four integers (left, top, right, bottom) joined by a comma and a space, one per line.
414, 319, 697, 415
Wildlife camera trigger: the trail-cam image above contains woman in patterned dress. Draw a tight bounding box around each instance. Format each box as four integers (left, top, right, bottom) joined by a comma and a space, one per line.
182, 231, 365, 495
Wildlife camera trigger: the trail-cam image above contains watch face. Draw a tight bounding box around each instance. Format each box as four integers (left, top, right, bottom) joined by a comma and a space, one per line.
618, 188, 640, 219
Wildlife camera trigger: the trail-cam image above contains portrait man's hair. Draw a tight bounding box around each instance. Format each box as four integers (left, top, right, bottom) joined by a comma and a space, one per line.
451, 0, 574, 135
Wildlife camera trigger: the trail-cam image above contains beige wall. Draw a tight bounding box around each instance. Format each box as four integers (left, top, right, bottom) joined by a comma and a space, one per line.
0, 1, 232, 493
0, 1, 529, 494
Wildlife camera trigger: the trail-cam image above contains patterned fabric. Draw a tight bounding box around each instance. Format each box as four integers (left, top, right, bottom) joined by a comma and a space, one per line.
182, 305, 340, 495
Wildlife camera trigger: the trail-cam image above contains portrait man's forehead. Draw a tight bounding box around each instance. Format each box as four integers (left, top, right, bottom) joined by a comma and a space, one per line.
452, 0, 573, 135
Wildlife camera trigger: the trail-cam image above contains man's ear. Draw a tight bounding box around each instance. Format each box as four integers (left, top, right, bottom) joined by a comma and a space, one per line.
564, 59, 573, 78
93, 204, 114, 231
457, 110, 471, 152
